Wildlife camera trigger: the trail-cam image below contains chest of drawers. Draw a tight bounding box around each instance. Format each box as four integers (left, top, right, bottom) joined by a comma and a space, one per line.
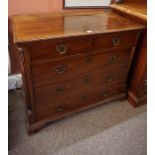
11, 10, 145, 133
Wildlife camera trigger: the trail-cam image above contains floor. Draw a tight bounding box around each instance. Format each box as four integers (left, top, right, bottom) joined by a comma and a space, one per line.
8, 90, 147, 155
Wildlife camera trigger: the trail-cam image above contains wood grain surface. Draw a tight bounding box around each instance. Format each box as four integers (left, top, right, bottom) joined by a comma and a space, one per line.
110, 2, 147, 23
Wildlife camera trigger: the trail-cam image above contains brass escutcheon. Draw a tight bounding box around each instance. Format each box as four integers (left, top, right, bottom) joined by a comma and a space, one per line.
56, 105, 64, 112
55, 64, 67, 74
112, 37, 120, 46
56, 44, 68, 54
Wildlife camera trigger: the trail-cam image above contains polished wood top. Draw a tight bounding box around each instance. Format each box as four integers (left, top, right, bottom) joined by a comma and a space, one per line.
120, 3, 146, 15
12, 10, 145, 44
111, 2, 147, 22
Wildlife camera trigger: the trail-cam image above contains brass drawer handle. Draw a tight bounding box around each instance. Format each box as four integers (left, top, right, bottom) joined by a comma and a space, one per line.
56, 105, 64, 112
108, 55, 118, 63
56, 44, 68, 54
112, 37, 120, 46
106, 75, 113, 82
55, 64, 67, 74
55, 86, 65, 94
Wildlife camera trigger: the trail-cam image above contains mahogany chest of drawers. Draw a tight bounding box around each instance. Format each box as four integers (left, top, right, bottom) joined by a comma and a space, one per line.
11, 10, 145, 133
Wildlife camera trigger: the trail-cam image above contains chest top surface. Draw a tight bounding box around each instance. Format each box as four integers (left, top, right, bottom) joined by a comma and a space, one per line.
12, 10, 145, 44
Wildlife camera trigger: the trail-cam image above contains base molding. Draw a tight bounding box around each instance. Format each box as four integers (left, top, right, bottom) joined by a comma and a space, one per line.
127, 91, 147, 108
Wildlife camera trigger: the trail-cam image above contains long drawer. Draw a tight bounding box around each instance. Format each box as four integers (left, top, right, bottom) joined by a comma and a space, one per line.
31, 49, 132, 88
36, 82, 126, 121
34, 66, 129, 106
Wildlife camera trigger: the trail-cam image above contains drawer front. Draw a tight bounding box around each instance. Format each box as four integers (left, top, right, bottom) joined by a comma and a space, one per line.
32, 49, 132, 88
93, 31, 137, 51
34, 66, 128, 106
36, 82, 126, 121
29, 38, 90, 61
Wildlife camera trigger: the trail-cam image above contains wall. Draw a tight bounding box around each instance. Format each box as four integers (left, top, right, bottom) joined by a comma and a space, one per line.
8, 0, 103, 16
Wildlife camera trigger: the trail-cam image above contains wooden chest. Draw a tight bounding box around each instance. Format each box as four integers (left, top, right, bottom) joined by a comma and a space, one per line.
11, 10, 146, 133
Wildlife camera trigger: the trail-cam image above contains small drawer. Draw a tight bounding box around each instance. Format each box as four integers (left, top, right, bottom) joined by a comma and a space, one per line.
31, 49, 132, 88
92, 31, 137, 51
36, 82, 126, 121
28, 37, 90, 61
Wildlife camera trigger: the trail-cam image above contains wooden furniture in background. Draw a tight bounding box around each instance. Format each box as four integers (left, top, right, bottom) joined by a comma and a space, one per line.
11, 10, 145, 133
111, 0, 147, 107
128, 33, 147, 107
111, 1, 147, 24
